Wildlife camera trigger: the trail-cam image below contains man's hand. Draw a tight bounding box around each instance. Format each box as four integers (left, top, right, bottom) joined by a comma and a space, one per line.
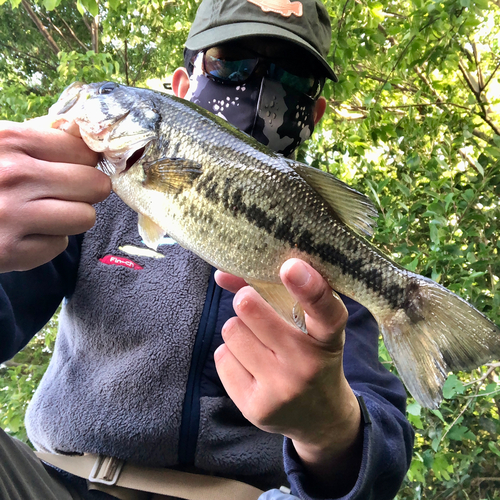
0, 120, 111, 273
215, 259, 363, 495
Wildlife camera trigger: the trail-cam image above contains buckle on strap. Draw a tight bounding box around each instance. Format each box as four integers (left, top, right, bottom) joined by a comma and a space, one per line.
88, 455, 125, 486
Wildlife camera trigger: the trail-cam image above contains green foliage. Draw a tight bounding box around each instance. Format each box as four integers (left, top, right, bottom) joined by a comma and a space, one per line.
0, 0, 199, 115
57, 50, 122, 84
0, 314, 57, 444
1, 0, 499, 497
303, 0, 499, 497
396, 370, 500, 499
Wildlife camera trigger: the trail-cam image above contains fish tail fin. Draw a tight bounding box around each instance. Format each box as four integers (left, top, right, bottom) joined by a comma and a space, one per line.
379, 277, 500, 409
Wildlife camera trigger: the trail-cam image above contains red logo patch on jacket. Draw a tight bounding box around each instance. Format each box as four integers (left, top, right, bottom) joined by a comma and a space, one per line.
99, 255, 143, 270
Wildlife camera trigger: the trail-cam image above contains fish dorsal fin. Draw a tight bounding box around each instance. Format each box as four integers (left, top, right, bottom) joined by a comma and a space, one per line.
287, 160, 378, 238
246, 279, 307, 333
138, 213, 166, 250
143, 157, 203, 193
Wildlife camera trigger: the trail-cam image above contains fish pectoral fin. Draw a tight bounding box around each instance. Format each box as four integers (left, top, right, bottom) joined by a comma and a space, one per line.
288, 160, 378, 238
246, 279, 307, 333
138, 213, 166, 250
143, 157, 203, 193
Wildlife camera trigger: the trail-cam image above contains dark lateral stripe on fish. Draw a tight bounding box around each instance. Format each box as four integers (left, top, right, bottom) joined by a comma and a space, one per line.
195, 174, 407, 309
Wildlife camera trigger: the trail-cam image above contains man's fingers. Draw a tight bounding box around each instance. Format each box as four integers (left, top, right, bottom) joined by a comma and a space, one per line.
218, 260, 348, 350
30, 159, 111, 204
0, 120, 108, 272
214, 270, 247, 293
280, 259, 348, 348
214, 342, 256, 408
219, 316, 275, 377
18, 199, 98, 236
0, 121, 97, 166
231, 285, 300, 353
0, 235, 69, 273
0, 154, 111, 205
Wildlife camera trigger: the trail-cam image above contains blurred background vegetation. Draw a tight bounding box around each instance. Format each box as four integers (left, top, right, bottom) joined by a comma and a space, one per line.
0, 0, 499, 497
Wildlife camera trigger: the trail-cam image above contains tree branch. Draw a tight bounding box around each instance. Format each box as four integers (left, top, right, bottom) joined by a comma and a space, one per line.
329, 100, 474, 112
124, 39, 129, 85
458, 149, 482, 176
483, 59, 500, 92
380, 10, 407, 18
79, 5, 93, 34
0, 39, 58, 71
463, 363, 500, 387
131, 49, 150, 86
1, 360, 23, 368
374, 34, 416, 98
374, 16, 443, 101
413, 66, 441, 102
459, 59, 480, 94
92, 13, 99, 53
21, 0, 60, 56
332, 0, 352, 69
472, 129, 495, 145
353, 64, 419, 93
459, 60, 500, 136
377, 23, 396, 46
471, 477, 500, 485
54, 8, 89, 52
39, 9, 73, 51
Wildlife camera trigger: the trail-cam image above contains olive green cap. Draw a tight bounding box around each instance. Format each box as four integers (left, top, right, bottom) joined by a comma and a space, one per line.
185, 0, 337, 82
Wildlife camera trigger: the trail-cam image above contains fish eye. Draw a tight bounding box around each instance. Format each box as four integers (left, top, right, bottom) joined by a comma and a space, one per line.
99, 82, 118, 95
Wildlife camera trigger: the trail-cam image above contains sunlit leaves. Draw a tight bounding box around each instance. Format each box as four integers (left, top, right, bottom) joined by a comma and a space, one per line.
310, 1, 500, 498
80, 0, 98, 16
41, 0, 60, 10
0, 0, 499, 497
0, 314, 58, 444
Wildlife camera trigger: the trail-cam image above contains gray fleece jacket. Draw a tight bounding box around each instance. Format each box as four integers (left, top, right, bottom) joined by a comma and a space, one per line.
0, 192, 413, 499
25, 193, 286, 490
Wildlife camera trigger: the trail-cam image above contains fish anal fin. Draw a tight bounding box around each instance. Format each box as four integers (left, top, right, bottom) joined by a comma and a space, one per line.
288, 160, 378, 238
138, 213, 166, 250
246, 279, 307, 333
143, 157, 203, 193
378, 276, 500, 409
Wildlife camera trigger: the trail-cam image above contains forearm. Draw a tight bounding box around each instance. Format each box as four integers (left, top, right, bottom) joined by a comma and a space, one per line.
292, 378, 363, 497
283, 297, 413, 500
284, 391, 413, 500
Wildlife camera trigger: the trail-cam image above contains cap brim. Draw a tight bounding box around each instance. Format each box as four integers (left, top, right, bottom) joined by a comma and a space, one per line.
185, 22, 338, 82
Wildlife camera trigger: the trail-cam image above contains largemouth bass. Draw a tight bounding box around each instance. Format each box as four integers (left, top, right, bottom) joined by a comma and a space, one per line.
49, 81, 500, 409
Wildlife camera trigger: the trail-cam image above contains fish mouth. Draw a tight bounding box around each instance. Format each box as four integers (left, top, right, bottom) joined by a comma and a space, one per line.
123, 146, 147, 173
120, 146, 146, 174
98, 136, 153, 177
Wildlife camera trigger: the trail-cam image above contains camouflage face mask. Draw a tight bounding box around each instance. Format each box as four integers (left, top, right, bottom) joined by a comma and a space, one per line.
184, 53, 317, 156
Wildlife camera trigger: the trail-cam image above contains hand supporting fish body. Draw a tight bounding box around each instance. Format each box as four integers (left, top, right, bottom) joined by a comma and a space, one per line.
49, 81, 500, 409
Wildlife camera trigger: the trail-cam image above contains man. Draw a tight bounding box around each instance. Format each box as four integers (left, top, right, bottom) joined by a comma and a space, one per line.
0, 0, 414, 498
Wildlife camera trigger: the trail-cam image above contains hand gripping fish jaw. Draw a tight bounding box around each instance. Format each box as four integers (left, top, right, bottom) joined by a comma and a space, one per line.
49, 81, 500, 410
50, 81, 158, 175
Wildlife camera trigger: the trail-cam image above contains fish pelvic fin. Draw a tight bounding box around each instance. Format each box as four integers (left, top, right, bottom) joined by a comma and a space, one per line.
142, 157, 203, 194
288, 160, 378, 238
138, 213, 166, 250
246, 279, 307, 333
379, 276, 500, 409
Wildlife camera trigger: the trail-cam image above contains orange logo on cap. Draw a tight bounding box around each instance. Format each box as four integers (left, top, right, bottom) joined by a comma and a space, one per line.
247, 0, 303, 17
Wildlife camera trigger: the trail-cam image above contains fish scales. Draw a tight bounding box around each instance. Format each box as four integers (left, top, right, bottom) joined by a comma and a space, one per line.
119, 90, 409, 308
49, 81, 500, 410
